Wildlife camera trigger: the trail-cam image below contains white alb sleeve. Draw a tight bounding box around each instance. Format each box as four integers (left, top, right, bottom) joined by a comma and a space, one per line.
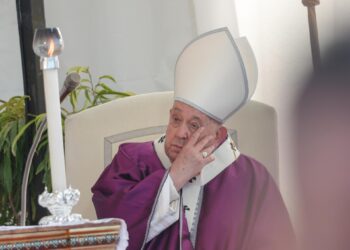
146, 174, 180, 242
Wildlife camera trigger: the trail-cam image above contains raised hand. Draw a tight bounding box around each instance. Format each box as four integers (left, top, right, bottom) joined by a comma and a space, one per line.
169, 127, 216, 191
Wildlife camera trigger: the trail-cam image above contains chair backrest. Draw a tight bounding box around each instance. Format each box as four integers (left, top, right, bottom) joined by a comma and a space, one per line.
64, 91, 278, 220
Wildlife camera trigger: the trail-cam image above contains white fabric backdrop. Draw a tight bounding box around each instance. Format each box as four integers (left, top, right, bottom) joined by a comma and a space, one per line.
45, 0, 197, 94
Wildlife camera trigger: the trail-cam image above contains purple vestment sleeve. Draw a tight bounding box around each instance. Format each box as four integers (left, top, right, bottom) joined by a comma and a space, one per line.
92, 142, 167, 250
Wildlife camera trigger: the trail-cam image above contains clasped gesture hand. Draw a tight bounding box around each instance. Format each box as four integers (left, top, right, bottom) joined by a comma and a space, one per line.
169, 127, 216, 191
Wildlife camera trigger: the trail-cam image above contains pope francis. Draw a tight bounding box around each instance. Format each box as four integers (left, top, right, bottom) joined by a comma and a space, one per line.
92, 28, 295, 250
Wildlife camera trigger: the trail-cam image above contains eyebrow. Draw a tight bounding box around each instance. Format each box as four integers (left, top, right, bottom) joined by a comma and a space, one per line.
190, 117, 201, 122
171, 108, 202, 122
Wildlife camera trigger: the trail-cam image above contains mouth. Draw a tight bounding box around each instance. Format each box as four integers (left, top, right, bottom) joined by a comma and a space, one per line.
170, 144, 183, 152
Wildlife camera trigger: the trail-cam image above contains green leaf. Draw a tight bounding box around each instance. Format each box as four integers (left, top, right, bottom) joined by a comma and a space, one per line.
0, 153, 4, 188
82, 89, 92, 109
98, 75, 116, 83
0, 122, 13, 149
9, 120, 19, 140
34, 113, 46, 129
99, 95, 109, 102
111, 91, 133, 97
80, 78, 91, 83
123, 91, 135, 96
11, 118, 36, 156
84, 89, 92, 103
69, 90, 78, 112
15, 142, 24, 176
36, 136, 48, 153
67, 66, 89, 74
0, 102, 6, 112
99, 83, 114, 92
76, 85, 91, 91
35, 155, 48, 175
96, 89, 133, 97
3, 150, 12, 194
61, 107, 70, 116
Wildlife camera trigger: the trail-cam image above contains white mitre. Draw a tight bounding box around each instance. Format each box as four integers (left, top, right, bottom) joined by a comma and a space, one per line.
174, 27, 258, 123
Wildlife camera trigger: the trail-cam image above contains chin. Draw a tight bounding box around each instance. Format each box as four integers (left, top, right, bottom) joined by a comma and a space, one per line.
166, 150, 177, 162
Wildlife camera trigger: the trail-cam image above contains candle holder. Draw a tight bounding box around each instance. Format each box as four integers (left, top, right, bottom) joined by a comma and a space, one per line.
32, 27, 85, 225
38, 187, 86, 225
33, 28, 63, 70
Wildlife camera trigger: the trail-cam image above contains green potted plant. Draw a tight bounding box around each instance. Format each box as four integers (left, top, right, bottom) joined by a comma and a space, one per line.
0, 67, 133, 225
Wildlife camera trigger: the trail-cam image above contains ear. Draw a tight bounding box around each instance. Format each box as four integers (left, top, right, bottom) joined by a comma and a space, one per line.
215, 126, 227, 146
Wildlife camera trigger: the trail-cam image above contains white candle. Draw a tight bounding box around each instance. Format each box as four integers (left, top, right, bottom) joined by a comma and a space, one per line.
43, 68, 67, 192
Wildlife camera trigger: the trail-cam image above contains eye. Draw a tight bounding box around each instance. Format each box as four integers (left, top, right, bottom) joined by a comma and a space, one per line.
171, 115, 182, 126
189, 122, 200, 131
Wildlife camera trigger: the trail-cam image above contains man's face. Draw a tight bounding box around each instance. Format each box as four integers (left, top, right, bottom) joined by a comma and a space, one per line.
164, 101, 221, 162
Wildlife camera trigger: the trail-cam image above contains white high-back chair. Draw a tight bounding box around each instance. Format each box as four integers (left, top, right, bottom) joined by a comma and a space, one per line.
64, 91, 278, 220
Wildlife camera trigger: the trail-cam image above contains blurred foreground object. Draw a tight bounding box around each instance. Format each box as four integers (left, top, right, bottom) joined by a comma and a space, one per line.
295, 36, 350, 250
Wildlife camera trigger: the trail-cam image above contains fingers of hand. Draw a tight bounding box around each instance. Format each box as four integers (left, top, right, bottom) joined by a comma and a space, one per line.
187, 127, 205, 146
201, 144, 216, 160
195, 134, 215, 151
204, 153, 215, 164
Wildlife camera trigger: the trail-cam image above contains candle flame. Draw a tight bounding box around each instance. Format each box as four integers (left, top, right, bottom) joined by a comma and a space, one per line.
47, 39, 55, 57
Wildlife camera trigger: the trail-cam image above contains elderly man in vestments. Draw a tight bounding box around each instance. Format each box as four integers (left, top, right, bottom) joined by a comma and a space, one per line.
92, 28, 295, 250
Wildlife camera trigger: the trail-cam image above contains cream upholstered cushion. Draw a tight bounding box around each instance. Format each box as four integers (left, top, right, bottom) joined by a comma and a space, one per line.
64, 91, 278, 220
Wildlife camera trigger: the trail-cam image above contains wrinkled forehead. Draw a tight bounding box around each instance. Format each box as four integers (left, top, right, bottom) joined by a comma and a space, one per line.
171, 101, 214, 123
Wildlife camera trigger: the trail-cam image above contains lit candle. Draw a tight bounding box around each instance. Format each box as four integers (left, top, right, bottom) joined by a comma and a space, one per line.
33, 28, 67, 192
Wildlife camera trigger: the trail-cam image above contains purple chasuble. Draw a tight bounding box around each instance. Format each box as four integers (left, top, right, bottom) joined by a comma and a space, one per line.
92, 141, 295, 250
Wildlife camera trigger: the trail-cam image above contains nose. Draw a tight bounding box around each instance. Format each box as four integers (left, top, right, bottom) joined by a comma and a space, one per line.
175, 123, 189, 141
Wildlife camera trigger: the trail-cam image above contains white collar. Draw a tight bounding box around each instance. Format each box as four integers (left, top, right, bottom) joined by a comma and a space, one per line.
153, 134, 240, 186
